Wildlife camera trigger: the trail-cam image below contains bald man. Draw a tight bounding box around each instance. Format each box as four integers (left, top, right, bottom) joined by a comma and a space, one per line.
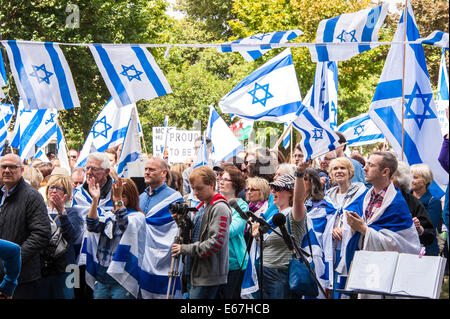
0, 153, 50, 299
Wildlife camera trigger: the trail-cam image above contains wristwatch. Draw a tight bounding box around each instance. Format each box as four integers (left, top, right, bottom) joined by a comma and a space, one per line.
115, 200, 124, 207
294, 171, 305, 178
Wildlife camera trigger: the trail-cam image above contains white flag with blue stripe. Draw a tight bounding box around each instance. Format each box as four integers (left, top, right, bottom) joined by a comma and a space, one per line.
282, 122, 291, 149
218, 29, 303, 62
292, 106, 341, 161
206, 105, 244, 163
309, 4, 388, 62
0, 103, 14, 153
419, 30, 449, 49
2, 41, 80, 110
89, 44, 172, 108
161, 115, 169, 156
240, 239, 259, 299
368, 3, 448, 198
193, 133, 209, 168
337, 113, 384, 147
76, 98, 134, 167
219, 48, 303, 123
436, 49, 449, 135
308, 61, 339, 129
117, 107, 143, 177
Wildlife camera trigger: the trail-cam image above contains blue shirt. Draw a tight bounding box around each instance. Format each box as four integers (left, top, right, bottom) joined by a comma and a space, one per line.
0, 184, 17, 207
139, 183, 178, 215
348, 156, 366, 185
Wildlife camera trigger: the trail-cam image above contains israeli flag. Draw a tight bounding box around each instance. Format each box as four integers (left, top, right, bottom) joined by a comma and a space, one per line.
309, 4, 388, 62
55, 123, 71, 173
0, 103, 14, 153
0, 52, 7, 99
219, 48, 303, 123
141, 191, 183, 298
292, 106, 341, 161
282, 122, 291, 149
368, 3, 449, 198
436, 49, 449, 135
192, 133, 209, 168
419, 30, 449, 49
117, 107, 143, 177
240, 239, 260, 299
218, 29, 303, 62
89, 44, 172, 108
76, 98, 134, 167
308, 61, 339, 130
337, 113, 384, 147
161, 116, 169, 156
2, 41, 80, 109
206, 105, 244, 163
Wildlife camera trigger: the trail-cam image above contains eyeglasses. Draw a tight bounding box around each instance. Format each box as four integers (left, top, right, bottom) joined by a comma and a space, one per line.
0, 164, 21, 170
70, 155, 77, 159
246, 188, 260, 192
48, 185, 66, 193
293, 154, 304, 158
86, 166, 104, 172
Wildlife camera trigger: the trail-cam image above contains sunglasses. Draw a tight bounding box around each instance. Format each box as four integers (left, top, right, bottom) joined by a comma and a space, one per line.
270, 185, 291, 192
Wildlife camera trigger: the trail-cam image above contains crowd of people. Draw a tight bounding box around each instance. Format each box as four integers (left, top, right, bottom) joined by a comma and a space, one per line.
0, 126, 448, 300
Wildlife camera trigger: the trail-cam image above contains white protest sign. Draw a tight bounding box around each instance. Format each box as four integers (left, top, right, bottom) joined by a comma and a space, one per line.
152, 127, 201, 164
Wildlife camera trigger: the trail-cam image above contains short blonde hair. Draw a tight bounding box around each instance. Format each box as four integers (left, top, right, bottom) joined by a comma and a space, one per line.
410, 163, 434, 188
23, 166, 43, 189
46, 174, 73, 204
189, 166, 217, 188
246, 177, 271, 201
328, 157, 355, 179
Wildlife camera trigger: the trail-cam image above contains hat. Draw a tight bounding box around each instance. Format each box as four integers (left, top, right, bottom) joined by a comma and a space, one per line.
269, 174, 295, 190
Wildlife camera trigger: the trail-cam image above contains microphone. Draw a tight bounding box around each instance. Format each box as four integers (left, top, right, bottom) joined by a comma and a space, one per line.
272, 213, 294, 253
228, 198, 249, 221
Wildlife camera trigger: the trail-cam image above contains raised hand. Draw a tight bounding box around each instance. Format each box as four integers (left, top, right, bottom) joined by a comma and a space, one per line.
87, 176, 100, 203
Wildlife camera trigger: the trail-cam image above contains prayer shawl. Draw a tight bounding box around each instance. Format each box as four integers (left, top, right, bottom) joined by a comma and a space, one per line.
336, 183, 421, 277
141, 191, 183, 299
78, 210, 148, 298
323, 183, 368, 296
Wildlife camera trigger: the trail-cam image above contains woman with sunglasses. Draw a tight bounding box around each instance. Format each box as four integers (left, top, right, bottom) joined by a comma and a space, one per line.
218, 165, 248, 299
250, 162, 308, 299
38, 174, 83, 299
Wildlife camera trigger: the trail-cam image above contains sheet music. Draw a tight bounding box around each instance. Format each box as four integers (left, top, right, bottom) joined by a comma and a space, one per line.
390, 254, 444, 299
345, 250, 399, 293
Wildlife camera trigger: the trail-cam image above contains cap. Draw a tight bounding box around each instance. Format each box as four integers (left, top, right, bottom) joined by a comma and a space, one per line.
269, 174, 295, 190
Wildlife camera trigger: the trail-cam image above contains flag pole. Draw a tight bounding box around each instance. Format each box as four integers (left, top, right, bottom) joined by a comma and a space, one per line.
272, 122, 293, 150
401, 0, 408, 160
290, 124, 293, 160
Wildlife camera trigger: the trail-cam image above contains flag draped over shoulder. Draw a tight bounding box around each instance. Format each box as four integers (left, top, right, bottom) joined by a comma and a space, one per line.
368, 3, 449, 198
219, 48, 303, 123
117, 107, 143, 178
337, 113, 384, 147
218, 29, 303, 62
89, 44, 172, 108
76, 98, 134, 167
2, 41, 80, 110
292, 106, 341, 161
0, 103, 14, 153
309, 4, 388, 62
308, 61, 339, 130
206, 106, 244, 163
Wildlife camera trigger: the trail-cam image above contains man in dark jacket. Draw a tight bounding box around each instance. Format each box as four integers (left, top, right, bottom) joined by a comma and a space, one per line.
0, 153, 51, 298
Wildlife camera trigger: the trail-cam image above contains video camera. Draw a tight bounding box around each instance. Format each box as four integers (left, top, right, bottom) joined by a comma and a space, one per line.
169, 201, 196, 244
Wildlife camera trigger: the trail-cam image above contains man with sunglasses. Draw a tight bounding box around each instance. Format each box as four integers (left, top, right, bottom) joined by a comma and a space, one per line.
0, 153, 51, 298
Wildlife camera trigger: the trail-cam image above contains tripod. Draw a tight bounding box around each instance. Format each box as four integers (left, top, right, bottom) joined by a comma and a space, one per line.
166, 234, 182, 299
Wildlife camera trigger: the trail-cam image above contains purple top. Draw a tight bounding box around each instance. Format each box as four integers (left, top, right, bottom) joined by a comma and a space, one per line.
438, 135, 449, 173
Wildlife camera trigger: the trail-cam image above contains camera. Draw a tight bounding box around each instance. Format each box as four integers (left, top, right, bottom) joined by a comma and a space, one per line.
169, 201, 196, 244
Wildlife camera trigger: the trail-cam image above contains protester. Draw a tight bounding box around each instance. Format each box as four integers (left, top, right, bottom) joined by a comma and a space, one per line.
0, 239, 21, 299
274, 163, 296, 180
0, 153, 51, 298
251, 168, 307, 299
71, 166, 85, 190
182, 136, 212, 196
291, 143, 305, 166
38, 174, 83, 299
246, 177, 271, 218
334, 132, 366, 184
171, 166, 232, 299
68, 149, 79, 170
324, 157, 371, 298
410, 164, 443, 256
23, 165, 44, 190
84, 177, 146, 299
336, 151, 421, 298
217, 165, 248, 299
392, 161, 436, 248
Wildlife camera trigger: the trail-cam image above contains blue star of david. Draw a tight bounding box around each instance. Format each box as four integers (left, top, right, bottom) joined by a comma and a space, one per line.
45, 113, 56, 125
248, 82, 273, 107
250, 33, 270, 41
120, 64, 144, 82
336, 29, 357, 43
90, 116, 112, 139
29, 64, 53, 84
404, 82, 436, 130
312, 128, 324, 141
19, 109, 32, 116
354, 124, 365, 136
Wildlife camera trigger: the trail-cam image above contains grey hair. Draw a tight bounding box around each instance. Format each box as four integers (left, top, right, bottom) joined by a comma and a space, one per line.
87, 152, 111, 170
276, 163, 296, 177
410, 163, 434, 188
394, 161, 412, 192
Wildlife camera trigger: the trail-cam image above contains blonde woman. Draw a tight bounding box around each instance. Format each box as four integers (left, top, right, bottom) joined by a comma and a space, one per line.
246, 177, 271, 218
